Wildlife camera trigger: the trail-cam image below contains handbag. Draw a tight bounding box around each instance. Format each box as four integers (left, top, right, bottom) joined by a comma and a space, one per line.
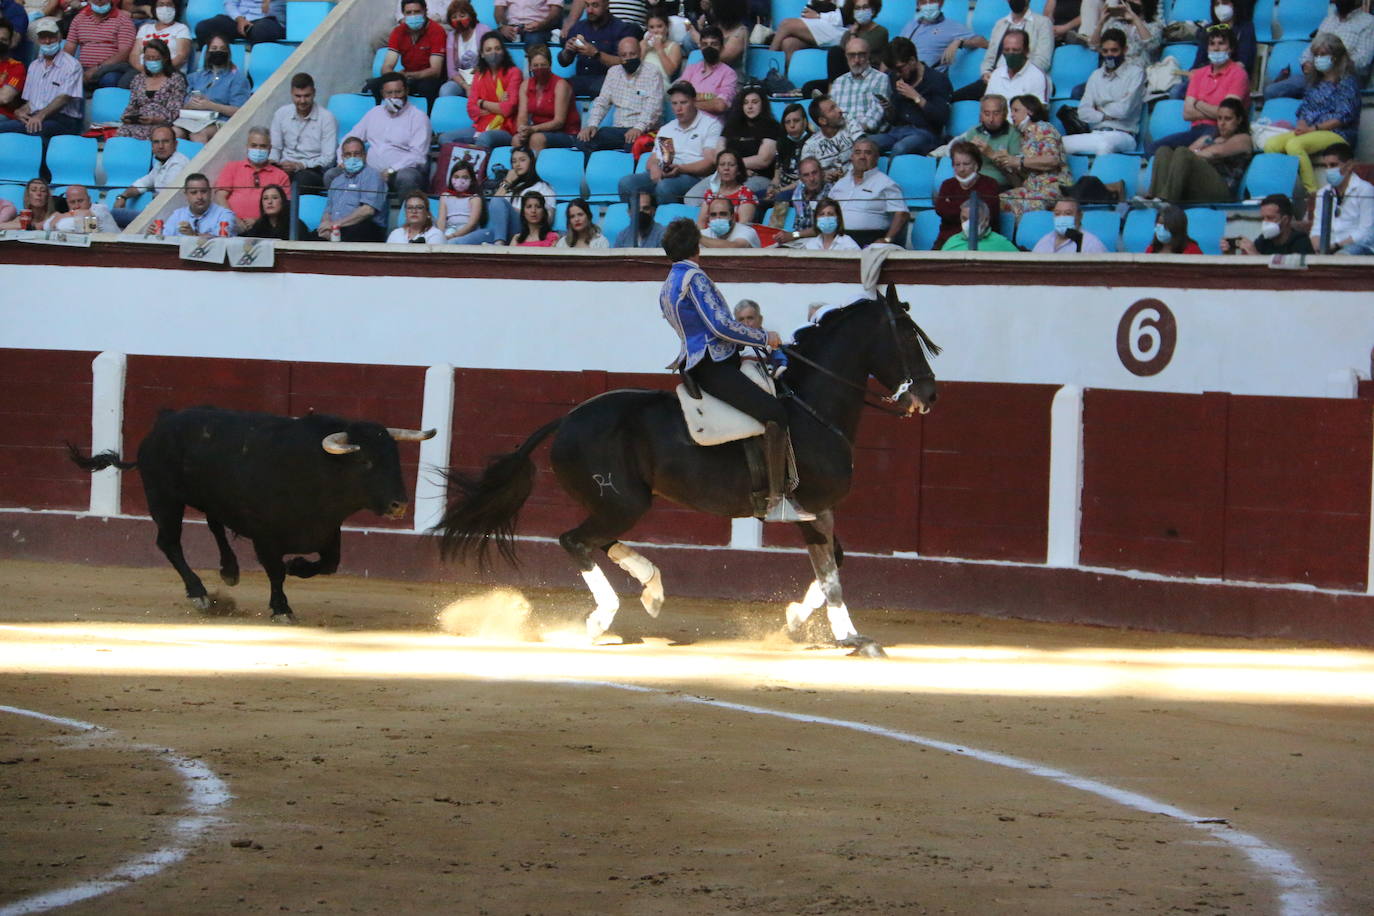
1057, 105, 1091, 136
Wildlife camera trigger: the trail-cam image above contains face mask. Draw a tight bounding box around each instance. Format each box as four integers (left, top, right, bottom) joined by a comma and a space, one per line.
1102, 55, 1122, 71
1053, 214, 1077, 235
145, 58, 164, 73
343, 156, 365, 174
816, 215, 838, 235
955, 170, 978, 187
156, 5, 176, 22
1324, 165, 1345, 187
483, 51, 503, 67
1214, 4, 1232, 22
90, 2, 111, 13
1259, 220, 1282, 239
450, 176, 471, 192
701, 46, 721, 65
708, 217, 731, 238
1003, 52, 1026, 71
853, 7, 873, 23
405, 14, 426, 29
622, 57, 640, 74
960, 219, 976, 238
637, 210, 656, 231
40, 40, 62, 56
1154, 223, 1172, 244
1012, 112, 1028, 129
247, 147, 268, 164
0, 41, 9, 56
207, 50, 229, 66
917, 4, 941, 20
1313, 55, 1333, 73
384, 96, 406, 113
1208, 49, 1230, 66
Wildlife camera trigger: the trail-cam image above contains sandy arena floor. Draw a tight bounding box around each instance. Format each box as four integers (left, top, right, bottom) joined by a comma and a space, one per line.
0, 558, 1371, 915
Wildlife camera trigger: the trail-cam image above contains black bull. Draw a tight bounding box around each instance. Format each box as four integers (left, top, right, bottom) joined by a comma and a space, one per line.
69, 407, 434, 623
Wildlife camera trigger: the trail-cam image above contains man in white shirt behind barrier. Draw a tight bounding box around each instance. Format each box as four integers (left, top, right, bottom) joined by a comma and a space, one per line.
829, 137, 908, 248
112, 124, 189, 228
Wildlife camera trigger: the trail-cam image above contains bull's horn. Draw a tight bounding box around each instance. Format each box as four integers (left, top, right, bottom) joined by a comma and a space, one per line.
321, 432, 360, 454
387, 427, 437, 441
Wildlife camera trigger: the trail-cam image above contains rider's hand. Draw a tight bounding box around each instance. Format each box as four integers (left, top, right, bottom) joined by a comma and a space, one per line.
765, 331, 782, 349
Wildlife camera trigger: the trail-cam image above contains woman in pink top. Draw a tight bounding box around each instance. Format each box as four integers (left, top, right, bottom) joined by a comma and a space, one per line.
453, 33, 522, 149
513, 43, 581, 153
439, 0, 491, 98
509, 190, 560, 245
1146, 25, 1249, 155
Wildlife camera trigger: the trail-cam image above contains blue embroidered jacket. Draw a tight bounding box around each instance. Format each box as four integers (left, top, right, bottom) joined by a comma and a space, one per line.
659, 260, 768, 371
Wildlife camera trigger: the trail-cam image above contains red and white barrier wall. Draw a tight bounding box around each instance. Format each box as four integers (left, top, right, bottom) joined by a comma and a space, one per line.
3, 242, 1373, 643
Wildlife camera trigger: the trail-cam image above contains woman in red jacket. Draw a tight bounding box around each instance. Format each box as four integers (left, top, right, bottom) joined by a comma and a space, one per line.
440, 33, 523, 149
932, 140, 1001, 250
513, 43, 581, 153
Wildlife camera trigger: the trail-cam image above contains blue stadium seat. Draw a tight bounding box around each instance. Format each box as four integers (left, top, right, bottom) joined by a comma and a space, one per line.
908, 208, 941, 251
297, 194, 327, 230
970, 0, 1010, 37
408, 95, 430, 114
508, 46, 526, 72
371, 47, 390, 78
1185, 207, 1224, 253
1015, 208, 1053, 247
1166, 0, 1210, 23
888, 155, 936, 207
745, 49, 786, 82
585, 150, 633, 201
286, 1, 333, 43
1067, 153, 1090, 181
0, 182, 25, 209
489, 146, 512, 174
328, 94, 374, 137
1089, 153, 1142, 198
184, 0, 220, 32
655, 202, 696, 224
933, 155, 954, 187
539, 148, 585, 199
684, 48, 703, 68
1147, 99, 1188, 144
1049, 45, 1097, 99
874, 1, 909, 34
1260, 96, 1301, 125
179, 140, 205, 160
552, 200, 570, 230
44, 135, 98, 188
1252, 0, 1275, 42
948, 99, 981, 136
771, 0, 808, 23
948, 47, 985, 88
1160, 42, 1195, 70
100, 137, 152, 190
787, 48, 828, 85
0, 133, 43, 184
1265, 40, 1307, 83
600, 202, 630, 241
472, 0, 496, 22
1081, 209, 1120, 250
89, 87, 130, 125
1276, 0, 1325, 41
1121, 207, 1156, 252
998, 208, 1016, 241
769, 99, 791, 122
247, 42, 295, 87
430, 96, 473, 134
1242, 152, 1299, 200
552, 53, 575, 78
230, 41, 247, 72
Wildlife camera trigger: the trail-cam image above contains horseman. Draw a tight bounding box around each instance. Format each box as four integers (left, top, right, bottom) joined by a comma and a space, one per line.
659, 218, 815, 523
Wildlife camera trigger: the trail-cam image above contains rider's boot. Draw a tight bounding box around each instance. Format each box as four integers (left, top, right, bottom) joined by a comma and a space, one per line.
762, 421, 815, 523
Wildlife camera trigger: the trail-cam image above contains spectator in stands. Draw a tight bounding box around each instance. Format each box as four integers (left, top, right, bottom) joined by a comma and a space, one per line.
767, 102, 813, 201
1000, 94, 1071, 216
555, 197, 610, 247
44, 184, 113, 232
488, 146, 556, 239
242, 184, 307, 239
683, 0, 749, 70
388, 192, 445, 244
1138, 96, 1249, 202
0, 177, 53, 229
438, 34, 521, 149
699, 194, 759, 247
712, 87, 779, 198
269, 72, 337, 195
578, 33, 664, 152
640, 9, 682, 81
680, 25, 736, 123
1145, 204, 1201, 254
1262, 35, 1361, 195
0, 19, 81, 140
513, 43, 581, 152
180, 35, 251, 143
1045, 0, 1085, 46
319, 137, 387, 242
215, 126, 290, 231
438, 0, 489, 99
829, 137, 907, 246
1187, 0, 1256, 76
559, 0, 638, 98
1222, 193, 1313, 255
958, 94, 1022, 188
950, 0, 1053, 102
495, 0, 562, 48
830, 35, 889, 139
115, 38, 185, 139
617, 80, 722, 205
393, 0, 448, 24
800, 197, 860, 250
63, 0, 133, 89
369, 0, 447, 104
437, 158, 491, 243
1309, 142, 1374, 255
163, 172, 238, 236
871, 36, 950, 155
772, 155, 831, 239
194, 0, 286, 48
335, 73, 432, 199
1146, 25, 1247, 155
509, 189, 559, 245
800, 95, 858, 182
1031, 196, 1109, 253
941, 196, 1016, 250
1061, 28, 1143, 156
770, 0, 846, 64
1265, 0, 1373, 100
899, 0, 980, 73
1084, 0, 1161, 67
933, 139, 1000, 248
690, 147, 757, 222
112, 124, 186, 226
0, 21, 22, 127
614, 190, 665, 246
0, 1, 25, 61
121, 0, 191, 87
735, 298, 763, 328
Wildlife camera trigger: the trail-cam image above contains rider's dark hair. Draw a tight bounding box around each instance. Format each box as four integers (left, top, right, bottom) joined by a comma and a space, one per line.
662, 217, 700, 261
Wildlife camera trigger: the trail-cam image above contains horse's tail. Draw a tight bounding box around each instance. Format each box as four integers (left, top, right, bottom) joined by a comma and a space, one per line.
433, 418, 563, 569
66, 443, 138, 472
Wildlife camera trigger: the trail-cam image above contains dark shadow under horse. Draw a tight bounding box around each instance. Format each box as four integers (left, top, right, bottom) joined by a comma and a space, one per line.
433, 284, 940, 655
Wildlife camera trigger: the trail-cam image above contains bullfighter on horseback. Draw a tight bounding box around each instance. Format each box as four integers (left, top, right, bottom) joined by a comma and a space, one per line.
658, 218, 815, 523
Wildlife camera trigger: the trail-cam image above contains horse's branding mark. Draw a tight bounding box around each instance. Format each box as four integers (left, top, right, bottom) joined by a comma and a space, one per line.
592, 473, 619, 496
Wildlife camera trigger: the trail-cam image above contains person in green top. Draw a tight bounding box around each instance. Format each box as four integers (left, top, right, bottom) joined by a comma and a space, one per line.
941, 196, 1018, 251
958, 94, 1023, 188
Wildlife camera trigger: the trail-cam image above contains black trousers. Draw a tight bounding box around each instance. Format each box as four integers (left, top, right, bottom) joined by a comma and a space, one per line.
689, 351, 787, 427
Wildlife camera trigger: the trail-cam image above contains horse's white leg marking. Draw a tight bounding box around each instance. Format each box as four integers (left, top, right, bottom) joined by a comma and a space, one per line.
786, 580, 825, 631
607, 543, 664, 617
820, 566, 858, 641
581, 565, 620, 638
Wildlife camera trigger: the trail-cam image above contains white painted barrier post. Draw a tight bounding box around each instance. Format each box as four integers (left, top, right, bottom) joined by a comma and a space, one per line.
1367, 403, 1374, 596
730, 517, 763, 550
415, 364, 455, 533
89, 351, 127, 517
1046, 384, 1084, 568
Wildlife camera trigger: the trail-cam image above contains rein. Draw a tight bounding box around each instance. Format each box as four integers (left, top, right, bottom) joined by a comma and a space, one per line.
778, 346, 917, 418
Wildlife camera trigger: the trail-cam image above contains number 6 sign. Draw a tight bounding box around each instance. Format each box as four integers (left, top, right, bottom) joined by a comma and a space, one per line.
1116, 299, 1177, 376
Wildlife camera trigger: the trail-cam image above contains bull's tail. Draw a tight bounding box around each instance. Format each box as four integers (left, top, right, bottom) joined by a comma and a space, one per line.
432, 418, 563, 569
66, 443, 138, 472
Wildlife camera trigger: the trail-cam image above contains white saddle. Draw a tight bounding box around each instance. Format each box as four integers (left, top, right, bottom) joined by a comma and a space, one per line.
676, 358, 775, 446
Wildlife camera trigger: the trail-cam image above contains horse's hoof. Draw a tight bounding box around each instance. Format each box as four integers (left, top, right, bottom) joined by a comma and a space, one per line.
220, 569, 239, 587
270, 613, 298, 626
585, 609, 615, 640
189, 595, 212, 611
845, 639, 887, 659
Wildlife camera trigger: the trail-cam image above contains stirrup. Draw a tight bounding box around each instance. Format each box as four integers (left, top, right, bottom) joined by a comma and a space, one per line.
764, 496, 816, 523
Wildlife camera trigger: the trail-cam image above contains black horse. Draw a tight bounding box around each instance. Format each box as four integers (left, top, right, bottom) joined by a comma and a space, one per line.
433, 284, 940, 654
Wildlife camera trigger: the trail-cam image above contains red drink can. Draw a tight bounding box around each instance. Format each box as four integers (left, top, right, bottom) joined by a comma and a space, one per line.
18, 209, 31, 229
218, 221, 229, 237
151, 219, 164, 236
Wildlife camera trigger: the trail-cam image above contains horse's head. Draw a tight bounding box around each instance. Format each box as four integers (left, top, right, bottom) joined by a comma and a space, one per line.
870, 284, 940, 417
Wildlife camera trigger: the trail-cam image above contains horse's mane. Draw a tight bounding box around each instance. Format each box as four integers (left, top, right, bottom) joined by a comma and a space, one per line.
792, 295, 942, 361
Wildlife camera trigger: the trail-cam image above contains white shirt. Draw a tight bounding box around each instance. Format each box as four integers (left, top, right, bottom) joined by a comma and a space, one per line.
802, 233, 860, 250
269, 102, 338, 170
1312, 173, 1374, 249
829, 168, 905, 231
707, 223, 759, 247
134, 21, 191, 54
387, 226, 446, 244
1031, 229, 1109, 254
985, 59, 1051, 105
131, 150, 191, 196
45, 204, 118, 233
654, 110, 723, 169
